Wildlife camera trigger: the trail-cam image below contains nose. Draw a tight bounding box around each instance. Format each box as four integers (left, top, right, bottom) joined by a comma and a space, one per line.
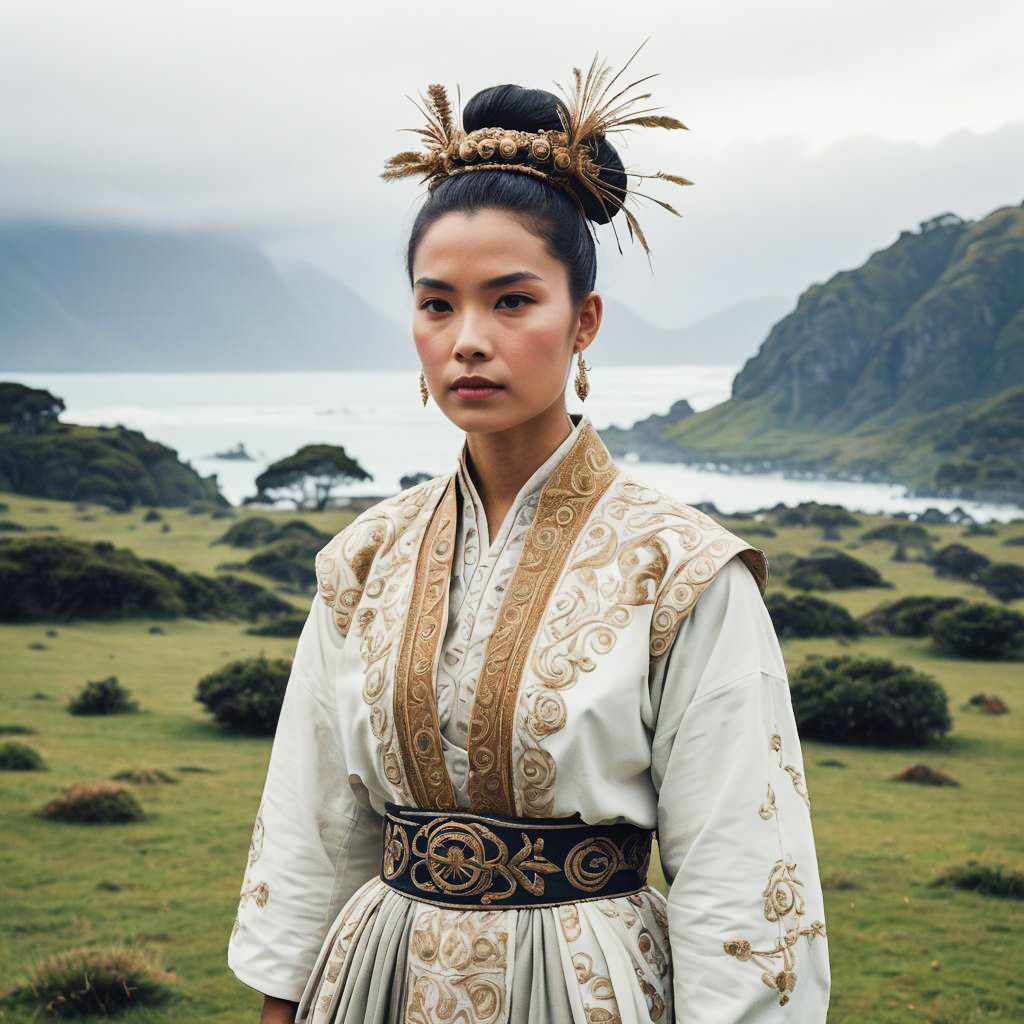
450, 307, 493, 361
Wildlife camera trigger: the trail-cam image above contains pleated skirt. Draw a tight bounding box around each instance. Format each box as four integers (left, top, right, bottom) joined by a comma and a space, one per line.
294, 877, 673, 1024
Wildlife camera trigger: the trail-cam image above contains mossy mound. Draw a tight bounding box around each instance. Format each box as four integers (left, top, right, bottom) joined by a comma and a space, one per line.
1, 943, 175, 1016
38, 782, 146, 824
0, 741, 46, 771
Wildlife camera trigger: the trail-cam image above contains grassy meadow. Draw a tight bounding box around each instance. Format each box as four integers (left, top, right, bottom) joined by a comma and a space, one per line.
1, 490, 1022, 1022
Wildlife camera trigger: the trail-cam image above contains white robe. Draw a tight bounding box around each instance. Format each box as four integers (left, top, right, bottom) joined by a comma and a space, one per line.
227, 411, 831, 1021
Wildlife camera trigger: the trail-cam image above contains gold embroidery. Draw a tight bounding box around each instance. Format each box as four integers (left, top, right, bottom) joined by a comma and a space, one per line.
649, 536, 768, 658
393, 475, 458, 809
406, 906, 509, 1024
231, 803, 269, 941
381, 821, 410, 879
723, 855, 827, 1005
771, 729, 811, 809
514, 474, 673, 815
316, 475, 452, 805
468, 418, 620, 814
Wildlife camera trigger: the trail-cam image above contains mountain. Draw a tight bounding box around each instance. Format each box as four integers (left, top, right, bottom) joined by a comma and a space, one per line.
0, 224, 414, 371
601, 202, 1024, 504
596, 295, 792, 367
0, 222, 788, 372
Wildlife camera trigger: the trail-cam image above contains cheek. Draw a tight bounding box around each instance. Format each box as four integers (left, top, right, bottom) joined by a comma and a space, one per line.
503, 328, 568, 381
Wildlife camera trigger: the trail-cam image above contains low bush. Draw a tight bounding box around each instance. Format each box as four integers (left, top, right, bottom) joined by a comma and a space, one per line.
0, 723, 37, 735
765, 592, 862, 639
786, 549, 890, 591
2, 943, 175, 1016
246, 615, 306, 638
789, 655, 951, 746
930, 602, 1024, 659
859, 595, 967, 637
111, 767, 178, 785
195, 654, 292, 734
930, 543, 990, 581
39, 782, 145, 824
977, 562, 1024, 602
890, 763, 959, 786
67, 676, 139, 716
0, 741, 46, 770
929, 860, 1024, 899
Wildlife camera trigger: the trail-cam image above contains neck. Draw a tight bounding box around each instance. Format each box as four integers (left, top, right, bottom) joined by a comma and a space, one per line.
463, 403, 575, 511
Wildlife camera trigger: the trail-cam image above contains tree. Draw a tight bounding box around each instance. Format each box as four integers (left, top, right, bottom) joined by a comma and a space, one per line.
0, 382, 65, 435
253, 444, 372, 510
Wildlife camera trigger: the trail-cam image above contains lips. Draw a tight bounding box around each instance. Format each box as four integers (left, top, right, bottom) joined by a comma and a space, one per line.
451, 377, 503, 389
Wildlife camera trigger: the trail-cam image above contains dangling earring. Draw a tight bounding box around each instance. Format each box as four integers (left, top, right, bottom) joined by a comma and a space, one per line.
419, 370, 429, 406
574, 349, 591, 402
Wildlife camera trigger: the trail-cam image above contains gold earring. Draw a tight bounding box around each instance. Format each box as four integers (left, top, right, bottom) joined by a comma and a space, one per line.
419, 370, 429, 406
574, 349, 590, 402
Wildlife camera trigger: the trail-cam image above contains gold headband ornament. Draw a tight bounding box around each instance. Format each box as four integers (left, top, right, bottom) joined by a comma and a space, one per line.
381, 39, 693, 256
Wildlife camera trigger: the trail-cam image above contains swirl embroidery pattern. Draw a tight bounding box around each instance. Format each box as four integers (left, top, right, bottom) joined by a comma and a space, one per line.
724, 724, 826, 1005
315, 475, 451, 805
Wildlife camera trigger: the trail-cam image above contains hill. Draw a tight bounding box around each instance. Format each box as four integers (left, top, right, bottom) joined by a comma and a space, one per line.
601, 202, 1024, 503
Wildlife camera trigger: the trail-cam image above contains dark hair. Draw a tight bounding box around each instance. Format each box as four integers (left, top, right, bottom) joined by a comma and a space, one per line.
405, 84, 627, 306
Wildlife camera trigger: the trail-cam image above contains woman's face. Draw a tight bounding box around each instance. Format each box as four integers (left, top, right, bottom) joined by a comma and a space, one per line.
411, 208, 600, 434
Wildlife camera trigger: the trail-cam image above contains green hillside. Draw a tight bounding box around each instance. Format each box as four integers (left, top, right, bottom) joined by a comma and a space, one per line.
602, 202, 1024, 503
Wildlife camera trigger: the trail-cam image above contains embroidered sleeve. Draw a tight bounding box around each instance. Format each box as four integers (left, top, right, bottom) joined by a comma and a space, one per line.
226, 592, 383, 1002
649, 557, 831, 1020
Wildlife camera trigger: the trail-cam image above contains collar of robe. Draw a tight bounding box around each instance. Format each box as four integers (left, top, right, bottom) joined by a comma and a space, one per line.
314, 411, 768, 817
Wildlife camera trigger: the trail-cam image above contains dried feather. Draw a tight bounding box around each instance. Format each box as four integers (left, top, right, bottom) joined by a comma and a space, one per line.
427, 84, 453, 140
615, 115, 688, 130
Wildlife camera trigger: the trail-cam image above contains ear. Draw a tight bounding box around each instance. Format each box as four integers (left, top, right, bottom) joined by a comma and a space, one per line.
573, 292, 603, 353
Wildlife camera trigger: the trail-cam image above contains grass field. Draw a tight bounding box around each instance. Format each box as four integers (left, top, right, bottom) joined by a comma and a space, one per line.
1, 491, 1022, 1022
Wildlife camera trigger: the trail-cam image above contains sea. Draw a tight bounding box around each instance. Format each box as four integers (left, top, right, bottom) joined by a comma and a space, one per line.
7, 367, 1022, 524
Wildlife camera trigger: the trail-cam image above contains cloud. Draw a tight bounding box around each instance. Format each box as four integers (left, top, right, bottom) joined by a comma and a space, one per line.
1, 0, 1021, 326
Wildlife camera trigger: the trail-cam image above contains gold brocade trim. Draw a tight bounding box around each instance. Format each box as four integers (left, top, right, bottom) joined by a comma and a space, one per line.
316, 474, 452, 805
393, 475, 459, 809
467, 418, 621, 815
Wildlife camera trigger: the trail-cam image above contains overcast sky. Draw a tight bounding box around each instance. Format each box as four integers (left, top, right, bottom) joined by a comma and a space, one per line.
1, 0, 1022, 329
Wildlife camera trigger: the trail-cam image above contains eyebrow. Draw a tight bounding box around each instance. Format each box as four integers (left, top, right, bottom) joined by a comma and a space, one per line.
413, 271, 543, 292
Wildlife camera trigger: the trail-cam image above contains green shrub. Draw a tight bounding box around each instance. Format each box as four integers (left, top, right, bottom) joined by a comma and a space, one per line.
860, 595, 967, 637
39, 783, 145, 824
929, 860, 1024, 899
67, 676, 139, 716
930, 602, 1024, 658
765, 592, 862, 639
0, 723, 37, 735
0, 536, 295, 623
786, 549, 890, 591
0, 741, 46, 770
2, 943, 175, 1016
977, 562, 1024, 602
195, 654, 292, 734
931, 543, 990, 580
246, 615, 306, 638
790, 655, 951, 746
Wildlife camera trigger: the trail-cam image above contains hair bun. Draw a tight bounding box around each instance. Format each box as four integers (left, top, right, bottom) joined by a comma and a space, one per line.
462, 83, 627, 225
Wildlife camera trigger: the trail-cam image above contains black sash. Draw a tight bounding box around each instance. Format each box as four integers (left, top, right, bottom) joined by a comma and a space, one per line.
379, 802, 653, 909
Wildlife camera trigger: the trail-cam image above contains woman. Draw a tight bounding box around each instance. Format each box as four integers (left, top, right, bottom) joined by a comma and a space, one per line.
228, 48, 831, 1024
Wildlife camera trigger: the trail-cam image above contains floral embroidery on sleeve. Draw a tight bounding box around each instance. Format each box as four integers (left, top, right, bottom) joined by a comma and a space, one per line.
723, 724, 826, 1005
230, 803, 270, 941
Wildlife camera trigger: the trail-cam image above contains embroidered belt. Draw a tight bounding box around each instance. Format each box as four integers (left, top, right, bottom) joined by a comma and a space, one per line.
379, 802, 653, 909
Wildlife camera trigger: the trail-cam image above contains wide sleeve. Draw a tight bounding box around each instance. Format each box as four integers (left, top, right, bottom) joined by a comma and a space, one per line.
226, 589, 384, 1002
648, 555, 831, 1020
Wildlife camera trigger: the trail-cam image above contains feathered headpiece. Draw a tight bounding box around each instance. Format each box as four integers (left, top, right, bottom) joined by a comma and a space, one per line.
381, 39, 692, 257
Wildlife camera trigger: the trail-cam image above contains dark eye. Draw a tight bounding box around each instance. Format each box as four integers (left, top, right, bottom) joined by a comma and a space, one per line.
420, 298, 451, 313
496, 293, 535, 310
